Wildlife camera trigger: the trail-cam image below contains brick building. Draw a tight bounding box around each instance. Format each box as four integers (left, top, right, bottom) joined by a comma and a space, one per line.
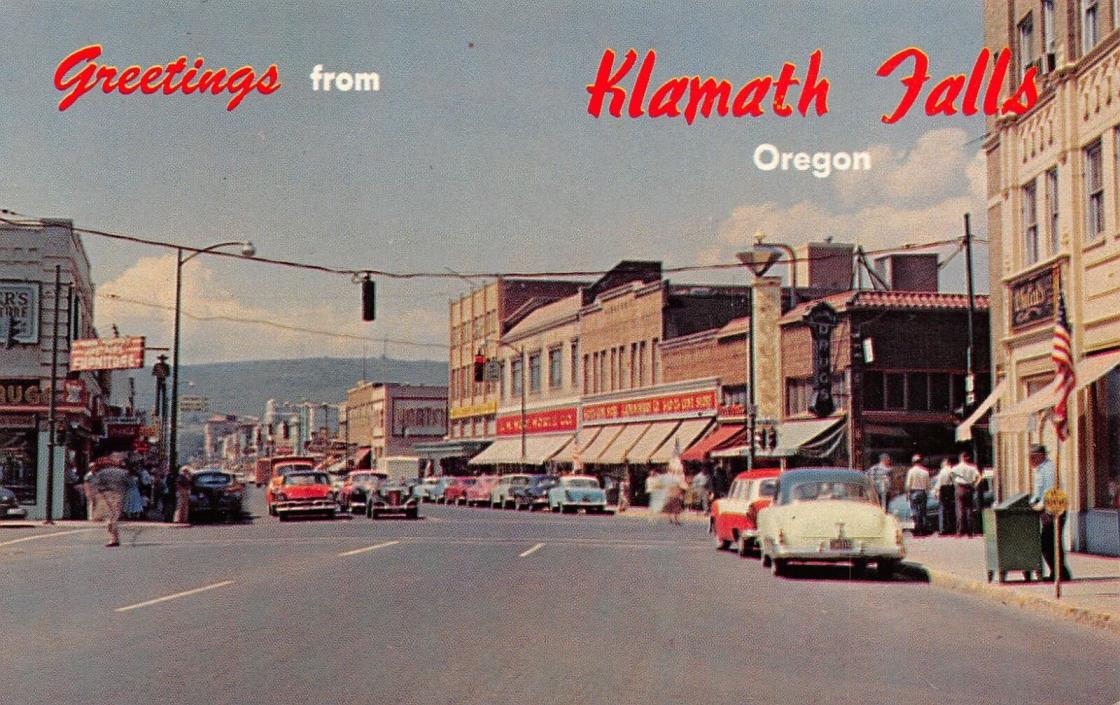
346, 382, 447, 468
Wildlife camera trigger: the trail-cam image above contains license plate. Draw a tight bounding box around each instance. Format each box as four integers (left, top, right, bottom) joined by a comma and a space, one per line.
829, 539, 853, 550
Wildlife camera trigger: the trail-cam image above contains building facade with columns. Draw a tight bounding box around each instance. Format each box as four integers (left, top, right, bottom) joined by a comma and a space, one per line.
985, 0, 1120, 554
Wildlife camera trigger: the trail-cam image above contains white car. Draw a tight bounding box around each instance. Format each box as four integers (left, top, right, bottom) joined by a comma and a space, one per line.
490, 473, 533, 509
757, 468, 905, 578
547, 475, 608, 514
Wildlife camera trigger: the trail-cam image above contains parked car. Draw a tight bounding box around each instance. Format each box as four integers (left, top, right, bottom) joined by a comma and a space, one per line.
757, 468, 905, 578
412, 476, 442, 502
367, 480, 419, 519
0, 486, 27, 519
339, 471, 386, 514
512, 475, 559, 511
547, 475, 608, 513
465, 475, 499, 507
710, 469, 780, 556
490, 473, 534, 509
187, 468, 244, 523
271, 471, 337, 521
443, 477, 476, 505
426, 476, 454, 504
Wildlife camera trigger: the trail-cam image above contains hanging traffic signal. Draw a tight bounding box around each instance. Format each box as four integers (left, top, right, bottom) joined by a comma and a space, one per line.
361, 277, 376, 321
473, 353, 486, 383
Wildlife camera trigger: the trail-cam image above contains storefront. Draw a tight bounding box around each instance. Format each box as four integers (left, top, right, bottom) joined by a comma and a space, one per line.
467, 403, 578, 471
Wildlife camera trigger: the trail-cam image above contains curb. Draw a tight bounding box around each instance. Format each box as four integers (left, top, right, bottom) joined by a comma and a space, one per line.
898, 562, 1120, 636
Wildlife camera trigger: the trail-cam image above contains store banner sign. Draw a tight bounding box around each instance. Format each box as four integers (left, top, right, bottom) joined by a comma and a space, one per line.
583, 390, 717, 423
392, 399, 447, 436
497, 407, 578, 436
0, 378, 86, 411
0, 282, 40, 345
1009, 266, 1057, 331
70, 336, 145, 371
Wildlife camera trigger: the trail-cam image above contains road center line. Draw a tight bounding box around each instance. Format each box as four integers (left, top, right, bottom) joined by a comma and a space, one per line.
0, 528, 96, 548
338, 540, 400, 557
114, 580, 234, 613
519, 542, 545, 558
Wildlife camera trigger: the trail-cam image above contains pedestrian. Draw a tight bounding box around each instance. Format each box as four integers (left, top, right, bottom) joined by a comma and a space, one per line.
124, 469, 145, 519
663, 468, 687, 525
83, 463, 100, 521
173, 467, 192, 525
617, 475, 630, 513
868, 453, 894, 510
91, 454, 130, 547
645, 468, 665, 516
904, 454, 931, 536
950, 451, 981, 537
1028, 444, 1072, 581
692, 467, 711, 513
933, 459, 955, 535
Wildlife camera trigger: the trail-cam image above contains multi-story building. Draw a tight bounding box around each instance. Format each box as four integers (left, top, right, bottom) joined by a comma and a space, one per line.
985, 0, 1120, 554
346, 382, 448, 468
0, 218, 108, 519
203, 414, 258, 465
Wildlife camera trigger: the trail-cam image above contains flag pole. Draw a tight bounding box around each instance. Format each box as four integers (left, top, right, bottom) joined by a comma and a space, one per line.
1053, 438, 1061, 600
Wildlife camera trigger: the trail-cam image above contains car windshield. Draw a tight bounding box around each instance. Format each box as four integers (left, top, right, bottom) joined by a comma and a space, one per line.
566, 478, 598, 488
288, 473, 330, 486
277, 464, 313, 475
351, 474, 376, 487
790, 481, 874, 503
193, 473, 231, 486
757, 479, 777, 498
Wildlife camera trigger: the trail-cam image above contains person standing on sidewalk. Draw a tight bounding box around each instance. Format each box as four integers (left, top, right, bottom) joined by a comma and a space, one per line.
933, 459, 955, 535
1028, 444, 1072, 581
905, 454, 931, 536
91, 454, 129, 547
173, 466, 192, 525
868, 454, 894, 510
950, 451, 981, 537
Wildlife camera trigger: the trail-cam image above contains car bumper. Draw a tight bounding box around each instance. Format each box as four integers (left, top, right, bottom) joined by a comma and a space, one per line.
559, 500, 606, 508
275, 500, 336, 513
1, 505, 27, 519
767, 540, 904, 562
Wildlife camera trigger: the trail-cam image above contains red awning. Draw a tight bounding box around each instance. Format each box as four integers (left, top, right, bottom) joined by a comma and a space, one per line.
352, 447, 372, 470
680, 425, 744, 462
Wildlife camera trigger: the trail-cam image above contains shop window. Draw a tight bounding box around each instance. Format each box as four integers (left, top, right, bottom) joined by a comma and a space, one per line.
528, 351, 542, 393
0, 429, 37, 504
1092, 367, 1120, 508
907, 372, 930, 411
863, 371, 884, 410
885, 373, 906, 410
1085, 139, 1104, 239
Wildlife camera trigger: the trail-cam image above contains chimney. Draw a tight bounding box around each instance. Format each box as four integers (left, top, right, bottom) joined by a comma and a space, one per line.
794, 242, 854, 291
873, 254, 939, 292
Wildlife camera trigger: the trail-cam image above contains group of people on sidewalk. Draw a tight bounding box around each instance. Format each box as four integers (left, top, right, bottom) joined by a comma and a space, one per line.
83, 453, 194, 546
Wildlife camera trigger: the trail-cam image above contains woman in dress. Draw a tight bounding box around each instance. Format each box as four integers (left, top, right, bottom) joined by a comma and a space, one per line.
123, 469, 145, 519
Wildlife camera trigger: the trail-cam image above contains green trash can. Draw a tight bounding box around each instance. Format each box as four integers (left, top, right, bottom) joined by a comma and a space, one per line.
983, 492, 1044, 583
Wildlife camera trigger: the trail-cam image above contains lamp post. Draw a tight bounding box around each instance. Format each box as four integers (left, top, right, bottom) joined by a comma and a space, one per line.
168, 241, 255, 484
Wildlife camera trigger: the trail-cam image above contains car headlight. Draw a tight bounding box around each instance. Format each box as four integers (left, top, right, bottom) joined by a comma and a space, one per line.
276, 493, 287, 501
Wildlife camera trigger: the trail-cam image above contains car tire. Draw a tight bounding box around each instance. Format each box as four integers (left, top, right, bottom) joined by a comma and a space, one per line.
406, 507, 418, 520
761, 552, 772, 568
371, 509, 380, 520
771, 558, 788, 577
326, 509, 336, 520
277, 513, 289, 522
737, 535, 750, 558
877, 559, 898, 580
714, 528, 730, 551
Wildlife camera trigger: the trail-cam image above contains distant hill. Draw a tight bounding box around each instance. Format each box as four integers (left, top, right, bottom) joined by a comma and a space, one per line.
116, 356, 448, 419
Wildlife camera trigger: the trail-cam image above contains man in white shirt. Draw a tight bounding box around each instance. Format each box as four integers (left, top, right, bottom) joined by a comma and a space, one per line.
950, 451, 981, 537
904, 454, 932, 536
932, 460, 955, 535
1029, 444, 1071, 581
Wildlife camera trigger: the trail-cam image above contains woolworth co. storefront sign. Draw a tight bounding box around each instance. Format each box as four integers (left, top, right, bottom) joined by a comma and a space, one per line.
496, 407, 578, 436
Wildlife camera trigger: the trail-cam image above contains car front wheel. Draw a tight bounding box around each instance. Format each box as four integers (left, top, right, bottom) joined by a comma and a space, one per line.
876, 559, 898, 580
771, 558, 788, 577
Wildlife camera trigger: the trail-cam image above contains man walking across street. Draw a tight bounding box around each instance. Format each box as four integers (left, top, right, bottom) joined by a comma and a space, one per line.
91, 454, 130, 547
1029, 444, 1072, 581
868, 453, 894, 510
950, 451, 981, 537
904, 454, 931, 536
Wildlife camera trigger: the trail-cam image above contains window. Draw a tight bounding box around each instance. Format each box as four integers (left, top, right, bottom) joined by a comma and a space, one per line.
528, 351, 541, 393
511, 358, 523, 396
1086, 139, 1105, 239
1023, 179, 1039, 265
638, 341, 647, 386
1042, 0, 1056, 71
630, 343, 638, 388
1083, 0, 1100, 55
1018, 13, 1035, 77
907, 372, 929, 411
609, 348, 617, 391
582, 353, 590, 393
885, 373, 906, 410
570, 339, 579, 389
929, 375, 951, 412
1046, 167, 1059, 256
548, 347, 562, 389
652, 338, 660, 384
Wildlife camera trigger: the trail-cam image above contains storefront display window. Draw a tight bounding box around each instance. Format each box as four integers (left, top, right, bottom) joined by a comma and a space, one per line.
1092, 366, 1120, 508
0, 429, 38, 504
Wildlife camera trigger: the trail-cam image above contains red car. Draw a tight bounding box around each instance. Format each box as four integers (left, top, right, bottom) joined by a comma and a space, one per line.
271, 471, 337, 520
464, 475, 499, 507
442, 476, 476, 505
710, 469, 781, 556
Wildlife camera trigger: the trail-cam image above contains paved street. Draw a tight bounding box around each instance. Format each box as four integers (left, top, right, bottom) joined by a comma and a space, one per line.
3, 491, 1118, 705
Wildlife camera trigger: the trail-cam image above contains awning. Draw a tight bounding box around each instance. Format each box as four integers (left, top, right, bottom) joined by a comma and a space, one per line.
594, 423, 652, 465
581, 425, 624, 464
712, 416, 845, 459
413, 439, 490, 460
648, 419, 714, 464
1076, 349, 1120, 391
352, 447, 372, 470
624, 421, 680, 464
680, 425, 745, 462
552, 427, 601, 464
467, 435, 573, 466
994, 380, 1061, 434
956, 378, 1008, 442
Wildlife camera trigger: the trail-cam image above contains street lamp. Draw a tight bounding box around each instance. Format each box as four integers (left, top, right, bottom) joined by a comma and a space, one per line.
168, 241, 255, 483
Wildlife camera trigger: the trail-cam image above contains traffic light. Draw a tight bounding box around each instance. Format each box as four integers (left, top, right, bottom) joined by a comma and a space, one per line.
361, 277, 376, 321
473, 354, 486, 383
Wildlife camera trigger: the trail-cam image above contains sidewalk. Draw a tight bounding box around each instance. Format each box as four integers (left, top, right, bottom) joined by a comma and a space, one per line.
900, 534, 1120, 635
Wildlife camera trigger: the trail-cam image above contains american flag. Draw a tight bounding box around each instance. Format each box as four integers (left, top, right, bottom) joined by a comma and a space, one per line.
1051, 290, 1076, 441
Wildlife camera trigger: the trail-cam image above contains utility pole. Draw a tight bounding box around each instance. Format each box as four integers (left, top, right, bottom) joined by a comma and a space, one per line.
44, 265, 62, 525
963, 214, 981, 469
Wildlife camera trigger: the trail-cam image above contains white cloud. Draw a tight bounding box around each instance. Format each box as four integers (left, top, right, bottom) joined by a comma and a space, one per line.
94, 255, 446, 363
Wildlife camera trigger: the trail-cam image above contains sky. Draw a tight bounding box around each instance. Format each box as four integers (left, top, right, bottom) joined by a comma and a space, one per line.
2, 1, 990, 364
